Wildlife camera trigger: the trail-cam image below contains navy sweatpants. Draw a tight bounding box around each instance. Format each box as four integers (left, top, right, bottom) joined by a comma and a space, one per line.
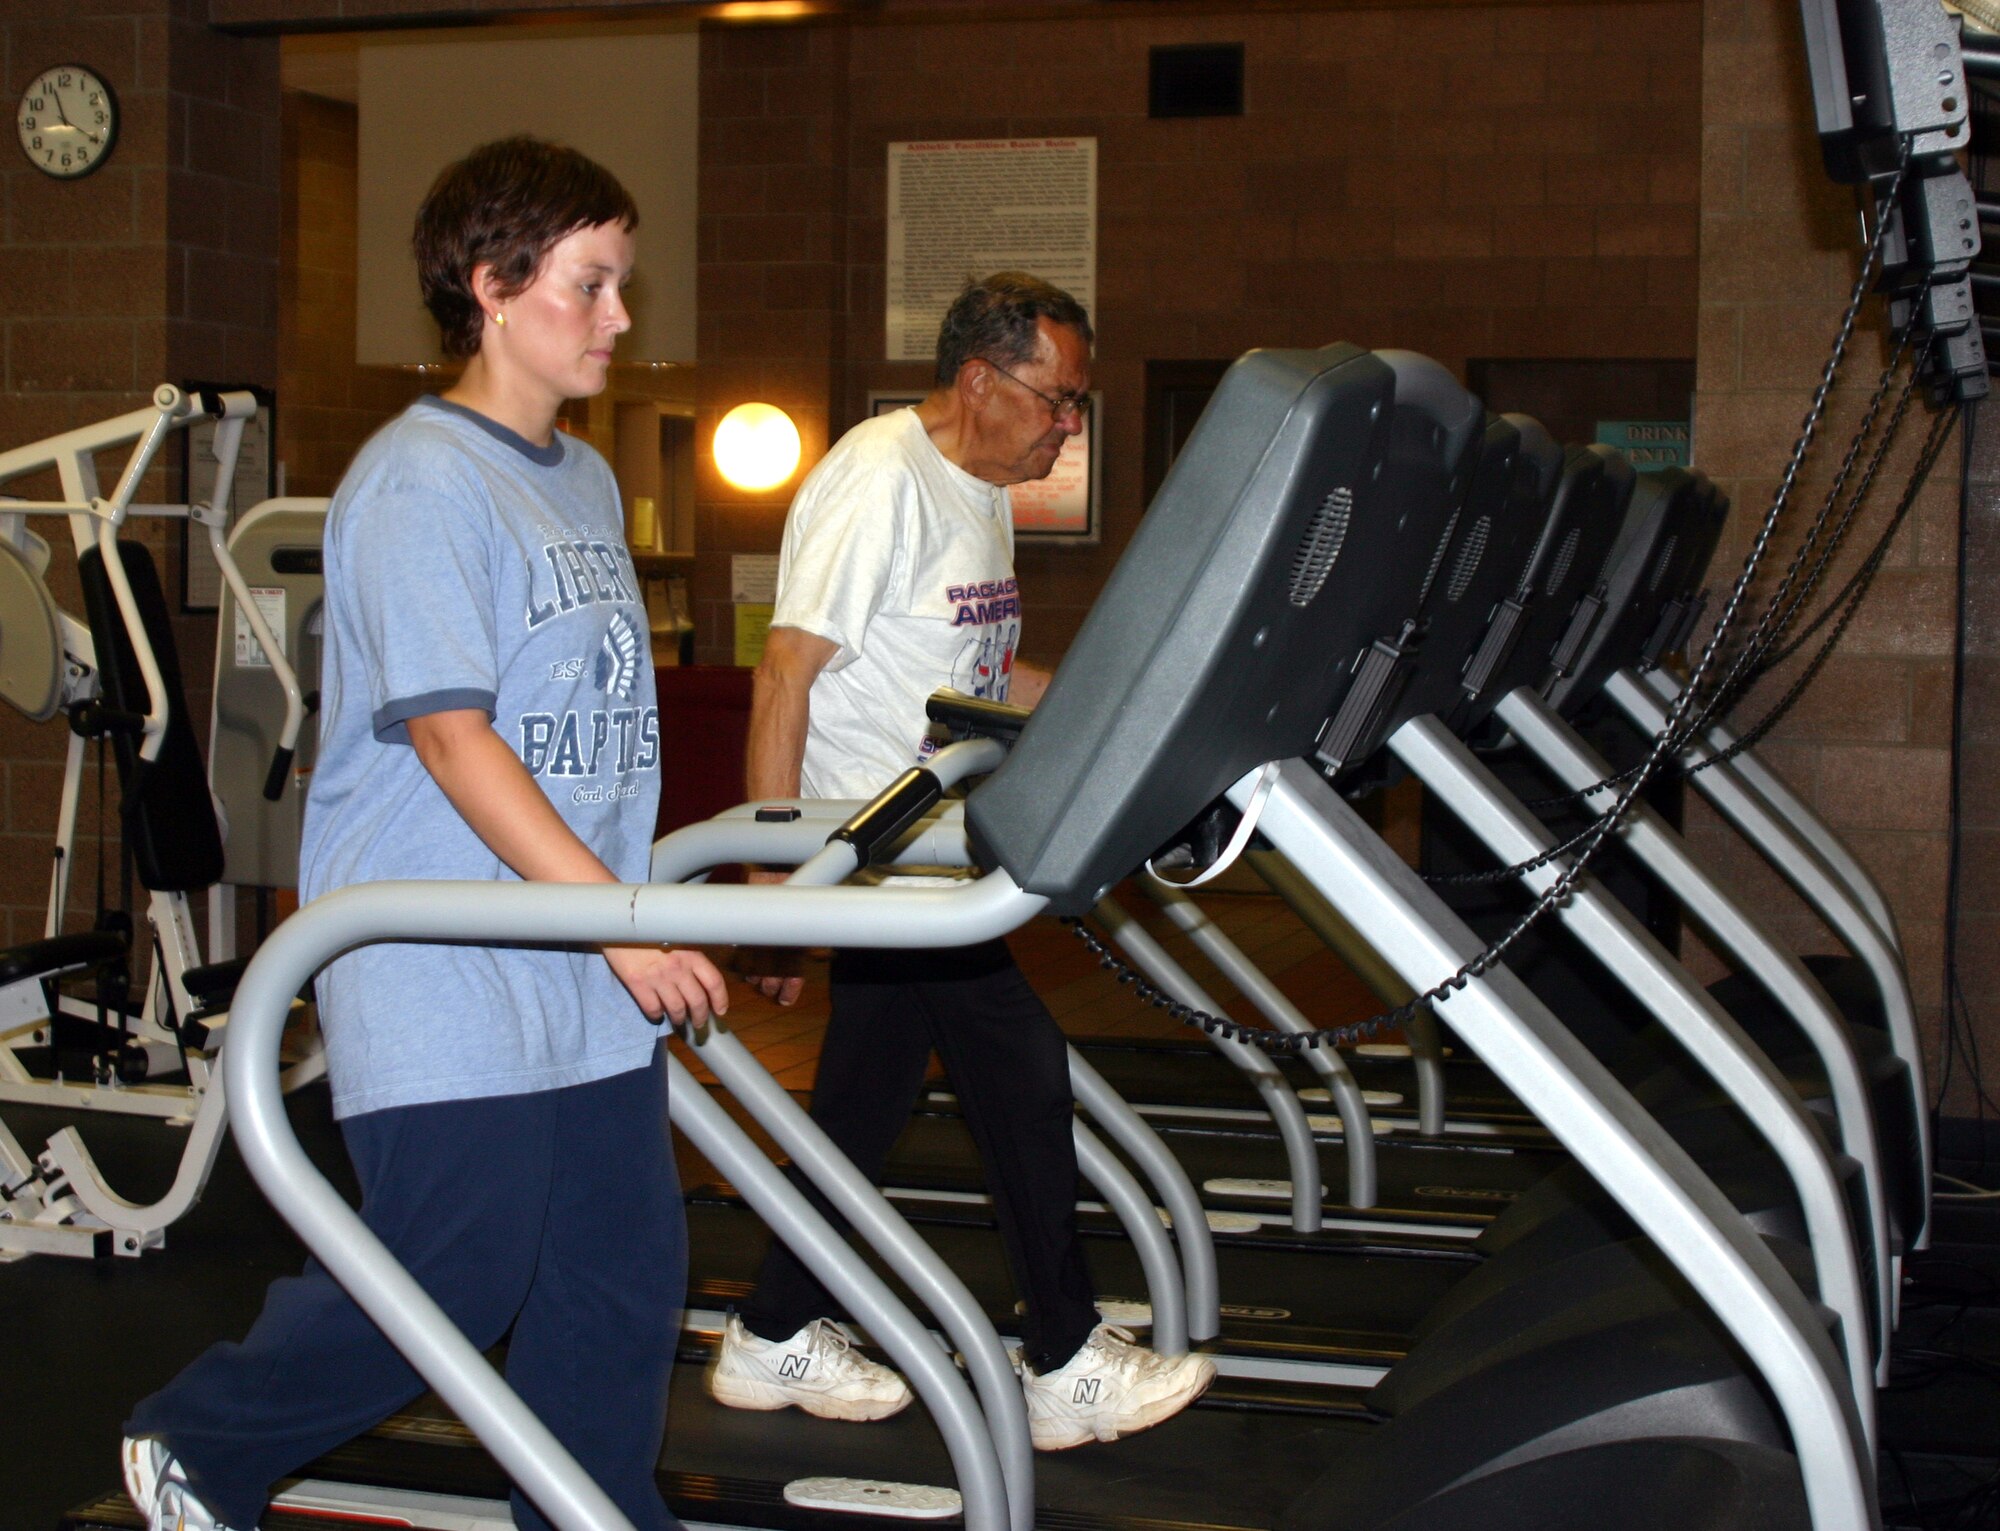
127, 1047, 684, 1531
741, 941, 1098, 1374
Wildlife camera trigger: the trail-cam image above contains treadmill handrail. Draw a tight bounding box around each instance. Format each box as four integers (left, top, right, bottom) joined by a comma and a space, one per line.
655, 795, 1223, 1343
1605, 666, 1931, 1246
668, 1040, 1012, 1531
1139, 876, 1381, 1209
1090, 891, 1327, 1235
1063, 1047, 1221, 1343
1242, 848, 1452, 1137
222, 875, 1048, 1531
686, 1019, 1034, 1531
1495, 686, 1897, 1375
651, 813, 972, 883
1245, 760, 1875, 1531
1647, 668, 1900, 950
652, 738, 1000, 884
1388, 713, 1876, 1439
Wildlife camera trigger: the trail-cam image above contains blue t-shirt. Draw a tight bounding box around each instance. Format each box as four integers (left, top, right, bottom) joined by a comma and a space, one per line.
300, 396, 663, 1118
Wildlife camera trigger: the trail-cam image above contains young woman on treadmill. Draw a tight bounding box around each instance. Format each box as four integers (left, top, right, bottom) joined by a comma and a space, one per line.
120, 136, 727, 1531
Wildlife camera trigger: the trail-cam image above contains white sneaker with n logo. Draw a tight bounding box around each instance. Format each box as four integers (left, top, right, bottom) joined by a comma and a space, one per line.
122, 1436, 251, 1531
707, 1315, 913, 1422
1021, 1324, 1216, 1451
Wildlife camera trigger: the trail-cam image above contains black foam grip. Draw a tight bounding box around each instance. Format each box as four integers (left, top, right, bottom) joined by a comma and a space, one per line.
263, 746, 294, 802
829, 767, 941, 865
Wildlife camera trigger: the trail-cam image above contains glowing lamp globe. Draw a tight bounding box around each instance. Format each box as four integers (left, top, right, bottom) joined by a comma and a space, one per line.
714, 403, 802, 491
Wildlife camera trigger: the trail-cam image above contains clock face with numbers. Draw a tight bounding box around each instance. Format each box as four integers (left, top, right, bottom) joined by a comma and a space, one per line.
16, 64, 118, 180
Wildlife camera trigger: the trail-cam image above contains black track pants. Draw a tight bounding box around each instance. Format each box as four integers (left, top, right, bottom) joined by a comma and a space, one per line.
126, 1049, 683, 1531
741, 939, 1099, 1373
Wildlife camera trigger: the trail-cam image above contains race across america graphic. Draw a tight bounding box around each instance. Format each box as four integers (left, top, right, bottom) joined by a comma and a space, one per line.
944, 578, 1019, 704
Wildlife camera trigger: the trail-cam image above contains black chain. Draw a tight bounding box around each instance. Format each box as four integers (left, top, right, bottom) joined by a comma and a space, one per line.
1695, 336, 1927, 731
1063, 915, 1398, 1053
1760, 365, 1934, 675
1695, 325, 1922, 722
1421, 807, 1605, 886
1518, 759, 1648, 812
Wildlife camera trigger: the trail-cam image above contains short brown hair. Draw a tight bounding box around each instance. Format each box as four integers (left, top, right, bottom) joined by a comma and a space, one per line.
414, 137, 639, 359
934, 271, 1094, 388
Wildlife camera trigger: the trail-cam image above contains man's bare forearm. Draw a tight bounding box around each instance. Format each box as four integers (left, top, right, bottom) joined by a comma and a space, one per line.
746, 666, 810, 801
746, 627, 839, 801
1010, 660, 1053, 709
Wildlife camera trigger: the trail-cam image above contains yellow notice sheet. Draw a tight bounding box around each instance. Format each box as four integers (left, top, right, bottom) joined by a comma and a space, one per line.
734, 603, 774, 668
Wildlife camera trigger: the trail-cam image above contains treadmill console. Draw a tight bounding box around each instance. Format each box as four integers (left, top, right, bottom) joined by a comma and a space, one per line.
1453, 445, 1635, 735
965, 344, 1482, 914
1544, 469, 1728, 716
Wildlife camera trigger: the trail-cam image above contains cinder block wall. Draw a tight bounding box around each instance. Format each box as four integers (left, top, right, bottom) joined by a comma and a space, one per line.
1692, 0, 1965, 1095
278, 92, 427, 499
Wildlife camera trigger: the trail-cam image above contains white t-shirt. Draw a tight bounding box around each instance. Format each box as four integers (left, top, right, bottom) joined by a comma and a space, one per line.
773, 407, 1019, 803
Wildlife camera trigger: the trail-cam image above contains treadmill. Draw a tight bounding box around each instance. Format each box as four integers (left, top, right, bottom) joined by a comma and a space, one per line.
700, 438, 1880, 1407
158, 341, 1866, 1531
1026, 454, 1910, 1332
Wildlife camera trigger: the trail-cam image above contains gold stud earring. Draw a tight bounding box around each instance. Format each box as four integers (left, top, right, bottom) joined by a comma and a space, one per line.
492, 311, 507, 328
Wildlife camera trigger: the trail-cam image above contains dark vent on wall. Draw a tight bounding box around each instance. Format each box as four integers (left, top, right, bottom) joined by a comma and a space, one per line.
1150, 43, 1245, 118
1288, 486, 1352, 607
1545, 526, 1582, 596
1648, 535, 1679, 592
1447, 516, 1491, 603
1416, 511, 1461, 608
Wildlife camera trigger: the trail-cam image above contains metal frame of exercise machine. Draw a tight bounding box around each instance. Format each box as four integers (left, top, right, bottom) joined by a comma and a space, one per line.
0, 387, 317, 1259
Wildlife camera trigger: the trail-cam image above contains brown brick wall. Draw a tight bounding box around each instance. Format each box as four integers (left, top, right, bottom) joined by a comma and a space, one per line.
694, 2, 1703, 663
1, 1, 278, 945
1951, 385, 2000, 1117
1691, 0, 1961, 1098
277, 89, 427, 497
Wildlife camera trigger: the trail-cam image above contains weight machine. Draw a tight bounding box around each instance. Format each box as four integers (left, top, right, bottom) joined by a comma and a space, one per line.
0, 385, 322, 1259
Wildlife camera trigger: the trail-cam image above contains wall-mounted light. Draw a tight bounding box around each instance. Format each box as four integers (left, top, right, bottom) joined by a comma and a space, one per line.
714, 402, 802, 491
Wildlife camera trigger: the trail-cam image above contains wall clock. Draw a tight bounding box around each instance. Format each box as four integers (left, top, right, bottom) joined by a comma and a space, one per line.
16, 63, 117, 180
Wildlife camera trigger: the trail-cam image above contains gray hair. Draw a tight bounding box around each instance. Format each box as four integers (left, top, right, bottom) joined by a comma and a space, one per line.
934, 271, 1094, 388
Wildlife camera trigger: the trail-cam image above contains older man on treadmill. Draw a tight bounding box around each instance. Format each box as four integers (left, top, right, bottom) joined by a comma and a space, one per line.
707, 272, 1215, 1450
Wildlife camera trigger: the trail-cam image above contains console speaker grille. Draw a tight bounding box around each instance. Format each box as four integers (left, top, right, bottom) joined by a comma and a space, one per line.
1545, 526, 1582, 596
1288, 487, 1353, 607
1447, 516, 1491, 603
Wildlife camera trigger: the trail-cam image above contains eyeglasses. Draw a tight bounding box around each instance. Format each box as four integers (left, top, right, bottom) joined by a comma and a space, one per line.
981, 358, 1091, 422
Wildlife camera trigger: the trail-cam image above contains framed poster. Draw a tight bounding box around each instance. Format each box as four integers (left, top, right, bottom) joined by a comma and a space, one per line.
885, 138, 1097, 364
868, 391, 1100, 544
179, 383, 277, 612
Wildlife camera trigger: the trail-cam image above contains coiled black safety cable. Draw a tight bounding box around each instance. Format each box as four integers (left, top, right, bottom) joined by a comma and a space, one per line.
1737, 349, 1927, 679
1763, 371, 1935, 672
1071, 138, 1919, 1053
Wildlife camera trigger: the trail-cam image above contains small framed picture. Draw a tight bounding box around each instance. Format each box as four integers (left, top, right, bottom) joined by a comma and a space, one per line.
868, 390, 1101, 544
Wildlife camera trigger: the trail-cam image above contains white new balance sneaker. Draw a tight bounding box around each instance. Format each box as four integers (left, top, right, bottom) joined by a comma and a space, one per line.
707, 1314, 914, 1421
1020, 1324, 1216, 1450
123, 1435, 248, 1531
